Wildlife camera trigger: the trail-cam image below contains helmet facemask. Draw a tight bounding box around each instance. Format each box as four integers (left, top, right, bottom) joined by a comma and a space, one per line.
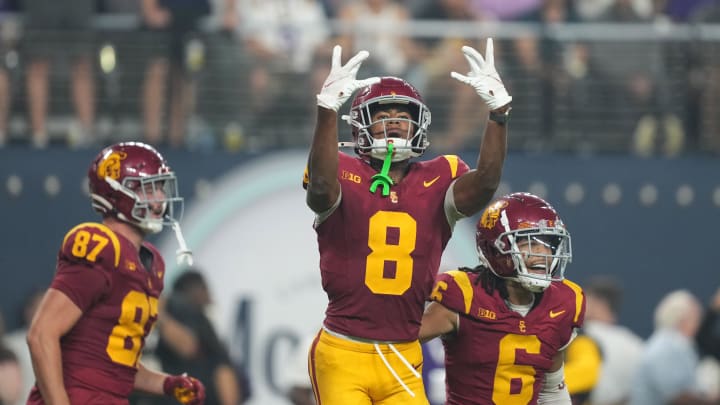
346, 95, 431, 162
99, 172, 184, 234
496, 211, 572, 293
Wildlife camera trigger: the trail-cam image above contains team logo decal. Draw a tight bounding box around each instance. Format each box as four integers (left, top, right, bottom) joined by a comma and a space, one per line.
97, 151, 127, 180
480, 200, 508, 229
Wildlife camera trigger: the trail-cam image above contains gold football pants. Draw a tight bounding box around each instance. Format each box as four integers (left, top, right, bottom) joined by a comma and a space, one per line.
308, 328, 429, 405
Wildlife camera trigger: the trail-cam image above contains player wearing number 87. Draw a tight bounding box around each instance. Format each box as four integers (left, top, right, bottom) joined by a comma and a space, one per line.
419, 192, 583, 405
305, 40, 510, 404
26, 142, 205, 405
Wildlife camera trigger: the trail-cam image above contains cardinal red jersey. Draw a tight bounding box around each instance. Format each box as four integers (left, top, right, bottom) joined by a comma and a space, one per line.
28, 222, 165, 403
315, 152, 469, 341
431, 270, 585, 405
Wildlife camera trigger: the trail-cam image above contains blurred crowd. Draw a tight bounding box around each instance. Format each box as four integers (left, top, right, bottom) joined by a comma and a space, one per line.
1, 0, 720, 155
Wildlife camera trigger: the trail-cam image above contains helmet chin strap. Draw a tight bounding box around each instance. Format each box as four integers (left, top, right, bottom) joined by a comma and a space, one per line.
369, 142, 394, 197
170, 219, 194, 267
370, 138, 414, 162
518, 277, 551, 293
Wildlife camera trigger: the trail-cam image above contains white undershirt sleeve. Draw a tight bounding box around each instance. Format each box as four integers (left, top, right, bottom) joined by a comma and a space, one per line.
443, 180, 466, 229
537, 365, 571, 405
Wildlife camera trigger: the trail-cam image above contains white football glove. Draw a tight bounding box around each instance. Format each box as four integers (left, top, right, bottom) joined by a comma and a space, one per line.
317, 45, 380, 112
451, 38, 512, 111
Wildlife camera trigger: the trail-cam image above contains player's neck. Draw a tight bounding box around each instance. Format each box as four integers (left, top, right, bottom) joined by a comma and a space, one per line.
103, 218, 144, 250
369, 158, 410, 184
505, 282, 535, 306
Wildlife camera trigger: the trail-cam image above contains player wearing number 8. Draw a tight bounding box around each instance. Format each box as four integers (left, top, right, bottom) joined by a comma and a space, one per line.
419, 193, 583, 405
26, 142, 205, 405
304, 39, 511, 404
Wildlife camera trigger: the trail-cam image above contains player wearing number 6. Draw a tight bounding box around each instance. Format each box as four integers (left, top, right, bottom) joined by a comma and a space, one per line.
304, 39, 511, 404
26, 142, 205, 405
420, 192, 584, 405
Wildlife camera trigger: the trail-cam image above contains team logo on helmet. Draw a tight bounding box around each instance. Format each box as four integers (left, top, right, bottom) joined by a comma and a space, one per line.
480, 200, 508, 229
97, 151, 127, 180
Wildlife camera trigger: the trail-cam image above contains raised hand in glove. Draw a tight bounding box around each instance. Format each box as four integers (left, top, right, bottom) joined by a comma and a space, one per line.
163, 374, 206, 405
316, 45, 381, 112
451, 38, 512, 111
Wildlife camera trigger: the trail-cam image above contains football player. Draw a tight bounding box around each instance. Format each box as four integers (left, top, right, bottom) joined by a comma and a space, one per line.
304, 39, 512, 404
26, 142, 205, 405
419, 192, 583, 405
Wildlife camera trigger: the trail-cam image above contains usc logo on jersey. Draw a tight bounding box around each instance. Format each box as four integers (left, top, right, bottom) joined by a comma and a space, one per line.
97, 151, 128, 180
479, 200, 508, 229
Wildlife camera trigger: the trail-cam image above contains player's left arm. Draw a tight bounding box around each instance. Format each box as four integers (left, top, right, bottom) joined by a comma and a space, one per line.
537, 351, 571, 405
26, 288, 83, 405
135, 362, 206, 405
134, 362, 168, 396
450, 38, 510, 217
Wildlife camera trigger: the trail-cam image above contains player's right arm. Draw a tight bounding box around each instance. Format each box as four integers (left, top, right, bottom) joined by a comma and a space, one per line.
419, 301, 458, 343
420, 270, 474, 342
307, 45, 379, 213
27, 223, 117, 404
307, 107, 341, 213
26, 289, 82, 405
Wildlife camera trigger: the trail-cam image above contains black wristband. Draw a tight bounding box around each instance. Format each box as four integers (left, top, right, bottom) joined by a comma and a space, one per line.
489, 107, 512, 125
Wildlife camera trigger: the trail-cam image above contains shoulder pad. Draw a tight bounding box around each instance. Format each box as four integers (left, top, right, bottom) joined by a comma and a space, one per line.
430, 270, 475, 315
61, 222, 121, 269
560, 279, 586, 326
441, 155, 470, 179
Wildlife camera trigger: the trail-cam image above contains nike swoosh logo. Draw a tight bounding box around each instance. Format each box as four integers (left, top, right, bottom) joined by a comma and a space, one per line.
423, 176, 440, 187
549, 309, 566, 319
322, 77, 342, 90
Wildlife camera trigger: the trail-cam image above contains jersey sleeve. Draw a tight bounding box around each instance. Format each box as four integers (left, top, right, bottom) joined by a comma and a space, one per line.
442, 155, 471, 180
429, 270, 476, 315
53, 223, 120, 311
561, 279, 586, 329
553, 279, 586, 349
60, 222, 122, 269
441, 155, 472, 225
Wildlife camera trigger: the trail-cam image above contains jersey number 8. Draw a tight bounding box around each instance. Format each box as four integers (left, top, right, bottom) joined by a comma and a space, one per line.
365, 211, 417, 295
